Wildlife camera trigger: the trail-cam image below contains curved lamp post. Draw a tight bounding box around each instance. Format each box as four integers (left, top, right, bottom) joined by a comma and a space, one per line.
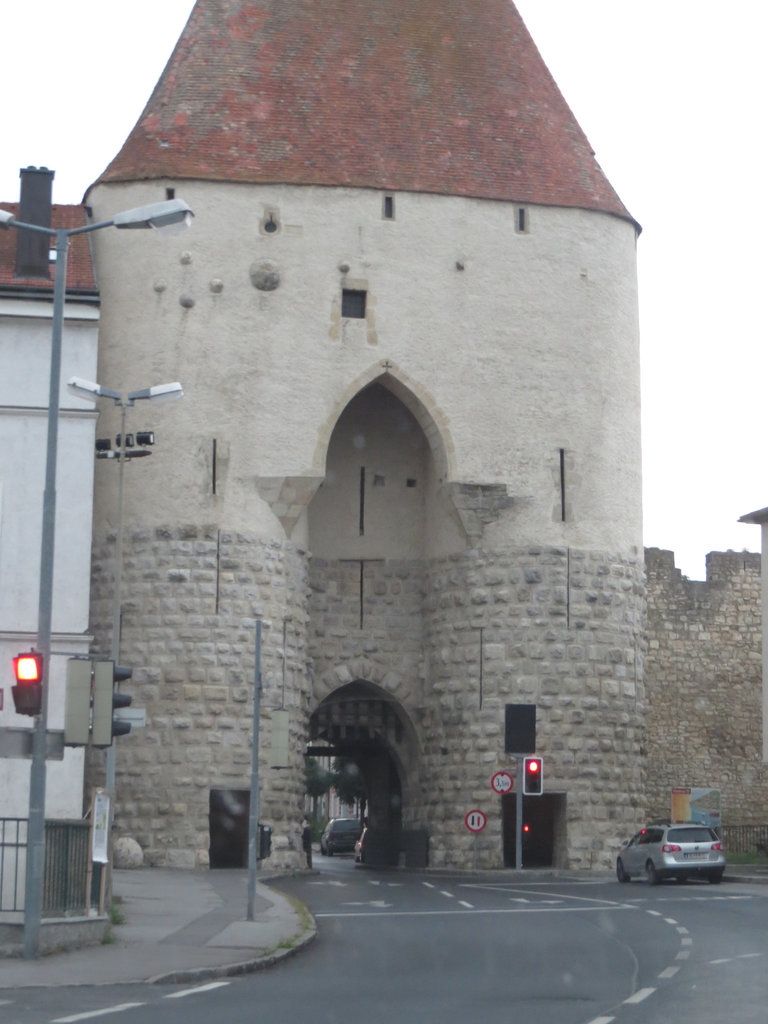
0, 197, 193, 958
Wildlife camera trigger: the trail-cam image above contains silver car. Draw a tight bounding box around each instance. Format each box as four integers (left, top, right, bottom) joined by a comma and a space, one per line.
617, 824, 725, 884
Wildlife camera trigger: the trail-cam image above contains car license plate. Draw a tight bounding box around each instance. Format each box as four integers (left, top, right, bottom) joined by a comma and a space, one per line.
683, 852, 705, 859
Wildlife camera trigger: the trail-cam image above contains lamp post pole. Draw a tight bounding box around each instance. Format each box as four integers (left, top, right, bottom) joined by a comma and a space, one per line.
1, 198, 193, 958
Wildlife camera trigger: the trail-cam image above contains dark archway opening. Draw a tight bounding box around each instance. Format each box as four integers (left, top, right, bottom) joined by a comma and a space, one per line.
502, 793, 565, 868
309, 681, 424, 866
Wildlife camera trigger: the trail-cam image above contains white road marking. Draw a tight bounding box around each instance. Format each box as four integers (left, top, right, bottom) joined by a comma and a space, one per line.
623, 987, 656, 1005
664, 917, 678, 925
710, 953, 763, 965
676, 926, 689, 934
676, 950, 691, 960
586, 1017, 615, 1024
316, 905, 635, 919
164, 982, 230, 999
658, 966, 680, 979
422, 881, 436, 888
458, 900, 474, 909
440, 890, 454, 898
52, 1004, 145, 1023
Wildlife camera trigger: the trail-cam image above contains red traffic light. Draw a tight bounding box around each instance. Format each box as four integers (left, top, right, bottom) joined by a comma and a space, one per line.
523, 755, 544, 795
12, 651, 43, 716
14, 652, 43, 684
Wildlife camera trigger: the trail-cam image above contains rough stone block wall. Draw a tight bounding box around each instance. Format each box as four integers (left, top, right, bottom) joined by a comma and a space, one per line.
308, 546, 646, 870
419, 547, 646, 870
87, 526, 312, 869
645, 548, 768, 824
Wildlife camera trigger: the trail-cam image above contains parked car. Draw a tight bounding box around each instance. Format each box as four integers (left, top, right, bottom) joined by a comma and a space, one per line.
320, 817, 362, 856
617, 824, 725, 884
354, 827, 368, 863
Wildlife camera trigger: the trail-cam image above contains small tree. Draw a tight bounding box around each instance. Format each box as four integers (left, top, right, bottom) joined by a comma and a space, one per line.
305, 757, 332, 819
332, 758, 367, 820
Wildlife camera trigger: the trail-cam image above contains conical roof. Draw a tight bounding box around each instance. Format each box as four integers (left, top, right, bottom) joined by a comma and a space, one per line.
93, 0, 635, 224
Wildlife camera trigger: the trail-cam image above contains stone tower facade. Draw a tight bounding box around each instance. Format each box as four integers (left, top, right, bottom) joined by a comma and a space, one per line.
79, 0, 644, 869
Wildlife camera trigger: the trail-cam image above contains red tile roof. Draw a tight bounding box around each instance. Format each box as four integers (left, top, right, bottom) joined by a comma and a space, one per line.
0, 204, 97, 294
92, 0, 636, 226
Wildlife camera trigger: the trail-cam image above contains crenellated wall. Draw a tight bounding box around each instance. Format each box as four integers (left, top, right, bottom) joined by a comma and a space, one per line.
645, 548, 768, 825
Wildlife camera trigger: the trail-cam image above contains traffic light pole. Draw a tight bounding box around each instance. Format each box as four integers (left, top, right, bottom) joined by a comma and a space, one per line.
105, 403, 129, 799
515, 755, 523, 871
22, 227, 70, 960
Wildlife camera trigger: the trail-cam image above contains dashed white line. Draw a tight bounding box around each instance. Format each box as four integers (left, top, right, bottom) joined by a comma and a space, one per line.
52, 1004, 145, 1023
658, 966, 680, 979
458, 900, 474, 909
623, 987, 656, 1005
440, 890, 454, 898
586, 1017, 615, 1024
164, 981, 230, 999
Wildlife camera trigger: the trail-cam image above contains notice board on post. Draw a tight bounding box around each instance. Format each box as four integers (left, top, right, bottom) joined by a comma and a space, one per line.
504, 704, 536, 755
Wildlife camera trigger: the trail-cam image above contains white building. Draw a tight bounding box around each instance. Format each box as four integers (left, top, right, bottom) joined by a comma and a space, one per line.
0, 168, 98, 819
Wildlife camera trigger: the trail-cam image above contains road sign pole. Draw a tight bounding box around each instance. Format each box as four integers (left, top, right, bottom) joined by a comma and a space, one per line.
516, 755, 523, 870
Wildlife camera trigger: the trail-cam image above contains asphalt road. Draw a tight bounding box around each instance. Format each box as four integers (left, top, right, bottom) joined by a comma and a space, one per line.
5, 858, 768, 1024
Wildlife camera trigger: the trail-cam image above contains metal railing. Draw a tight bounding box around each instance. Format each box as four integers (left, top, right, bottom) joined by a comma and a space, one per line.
0, 818, 27, 913
0, 818, 91, 916
721, 824, 768, 855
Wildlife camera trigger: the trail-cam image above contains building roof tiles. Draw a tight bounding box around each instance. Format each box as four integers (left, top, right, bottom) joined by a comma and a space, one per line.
0, 204, 97, 295
93, 0, 635, 226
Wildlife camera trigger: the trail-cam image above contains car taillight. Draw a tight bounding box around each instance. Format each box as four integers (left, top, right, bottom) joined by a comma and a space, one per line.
662, 843, 682, 852
710, 842, 721, 851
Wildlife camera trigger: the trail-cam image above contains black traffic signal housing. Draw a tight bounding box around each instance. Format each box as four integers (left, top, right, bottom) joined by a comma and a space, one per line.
523, 756, 544, 795
91, 661, 133, 746
12, 651, 43, 716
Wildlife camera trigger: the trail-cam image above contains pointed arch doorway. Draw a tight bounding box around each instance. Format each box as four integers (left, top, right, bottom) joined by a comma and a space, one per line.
308, 681, 426, 867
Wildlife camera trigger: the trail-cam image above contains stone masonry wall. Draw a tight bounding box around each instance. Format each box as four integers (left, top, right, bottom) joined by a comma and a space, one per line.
419, 547, 646, 870
645, 548, 768, 824
87, 526, 312, 868
308, 546, 646, 871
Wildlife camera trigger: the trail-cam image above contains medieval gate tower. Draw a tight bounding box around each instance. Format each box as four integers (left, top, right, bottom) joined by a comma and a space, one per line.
81, 0, 644, 870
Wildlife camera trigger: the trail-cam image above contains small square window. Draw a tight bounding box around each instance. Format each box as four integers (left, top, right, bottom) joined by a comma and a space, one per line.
342, 289, 367, 319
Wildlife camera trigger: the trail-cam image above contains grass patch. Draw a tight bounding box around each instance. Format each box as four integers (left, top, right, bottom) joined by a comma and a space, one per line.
109, 903, 126, 926
726, 852, 768, 866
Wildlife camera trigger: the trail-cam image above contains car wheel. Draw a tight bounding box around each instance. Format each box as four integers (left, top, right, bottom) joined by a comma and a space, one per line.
708, 870, 723, 884
645, 859, 659, 885
616, 857, 630, 883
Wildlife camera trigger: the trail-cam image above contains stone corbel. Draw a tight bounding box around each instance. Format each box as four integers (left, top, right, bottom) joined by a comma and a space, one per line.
446, 481, 515, 541
255, 476, 324, 537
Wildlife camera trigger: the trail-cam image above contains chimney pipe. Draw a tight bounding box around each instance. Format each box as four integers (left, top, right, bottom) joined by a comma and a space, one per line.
15, 166, 54, 280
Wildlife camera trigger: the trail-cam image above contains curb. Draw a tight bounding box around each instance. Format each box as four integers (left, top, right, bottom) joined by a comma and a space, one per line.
145, 921, 318, 985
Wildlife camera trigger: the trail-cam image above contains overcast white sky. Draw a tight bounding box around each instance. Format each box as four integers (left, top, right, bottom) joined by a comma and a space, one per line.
3, 1, 765, 580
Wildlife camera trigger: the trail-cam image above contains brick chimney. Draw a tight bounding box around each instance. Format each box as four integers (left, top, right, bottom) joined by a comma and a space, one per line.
15, 166, 54, 280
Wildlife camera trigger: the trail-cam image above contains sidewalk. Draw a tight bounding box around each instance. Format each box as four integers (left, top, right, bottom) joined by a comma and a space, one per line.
0, 867, 316, 989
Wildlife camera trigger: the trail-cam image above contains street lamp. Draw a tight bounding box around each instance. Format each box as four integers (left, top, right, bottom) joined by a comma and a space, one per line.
0, 196, 193, 959
67, 375, 183, 794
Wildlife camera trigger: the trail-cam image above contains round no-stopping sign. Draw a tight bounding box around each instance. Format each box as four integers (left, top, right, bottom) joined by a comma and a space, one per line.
465, 810, 487, 833
491, 770, 514, 794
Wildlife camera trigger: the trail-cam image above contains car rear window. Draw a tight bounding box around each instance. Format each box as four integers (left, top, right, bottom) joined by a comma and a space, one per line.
333, 820, 361, 832
667, 827, 717, 843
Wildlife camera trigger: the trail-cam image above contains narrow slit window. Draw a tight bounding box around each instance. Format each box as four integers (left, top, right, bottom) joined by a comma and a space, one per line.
516, 207, 528, 233
342, 289, 367, 318
383, 194, 395, 220
166, 187, 176, 200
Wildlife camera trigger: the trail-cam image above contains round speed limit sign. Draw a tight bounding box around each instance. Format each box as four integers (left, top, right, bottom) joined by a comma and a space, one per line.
491, 770, 514, 794
465, 810, 487, 833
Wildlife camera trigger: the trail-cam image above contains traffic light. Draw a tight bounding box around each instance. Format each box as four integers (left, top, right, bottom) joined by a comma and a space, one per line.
12, 651, 43, 716
65, 659, 93, 745
91, 661, 133, 746
523, 756, 544, 795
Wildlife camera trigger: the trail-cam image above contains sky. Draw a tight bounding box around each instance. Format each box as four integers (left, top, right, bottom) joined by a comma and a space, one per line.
2, 1, 766, 580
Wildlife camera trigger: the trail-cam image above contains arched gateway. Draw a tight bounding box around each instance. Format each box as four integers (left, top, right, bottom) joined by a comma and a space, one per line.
82, 0, 645, 871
